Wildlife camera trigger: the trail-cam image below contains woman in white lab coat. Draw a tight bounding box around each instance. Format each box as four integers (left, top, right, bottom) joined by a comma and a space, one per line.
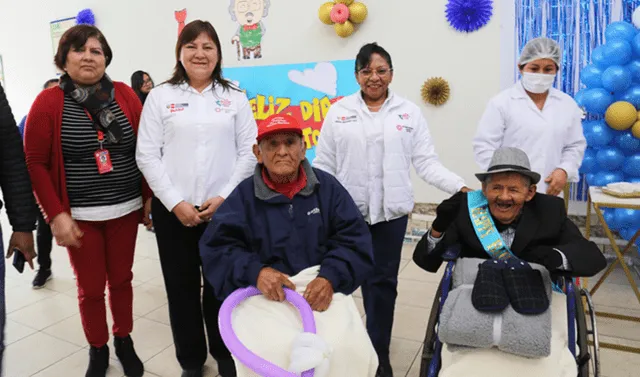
473, 37, 586, 196
313, 42, 469, 377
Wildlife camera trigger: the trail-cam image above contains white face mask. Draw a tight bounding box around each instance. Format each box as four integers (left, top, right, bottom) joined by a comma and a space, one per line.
521, 72, 556, 94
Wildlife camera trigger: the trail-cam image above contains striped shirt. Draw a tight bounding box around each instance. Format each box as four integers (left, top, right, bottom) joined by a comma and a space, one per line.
61, 96, 142, 209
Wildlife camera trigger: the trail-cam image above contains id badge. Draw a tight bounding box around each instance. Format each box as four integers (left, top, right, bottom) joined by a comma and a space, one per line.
94, 149, 113, 174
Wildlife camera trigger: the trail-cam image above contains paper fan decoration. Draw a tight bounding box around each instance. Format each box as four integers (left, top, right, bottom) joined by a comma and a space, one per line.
318, 1, 368, 38
445, 0, 493, 33
76, 9, 96, 25
421, 77, 451, 106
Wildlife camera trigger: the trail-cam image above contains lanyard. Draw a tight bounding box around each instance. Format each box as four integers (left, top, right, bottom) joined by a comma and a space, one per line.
83, 109, 105, 150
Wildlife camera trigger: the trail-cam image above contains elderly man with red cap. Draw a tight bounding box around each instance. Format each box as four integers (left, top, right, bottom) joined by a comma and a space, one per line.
199, 113, 378, 375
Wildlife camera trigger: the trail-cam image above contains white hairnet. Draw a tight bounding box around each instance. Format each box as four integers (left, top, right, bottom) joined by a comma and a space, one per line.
518, 37, 561, 67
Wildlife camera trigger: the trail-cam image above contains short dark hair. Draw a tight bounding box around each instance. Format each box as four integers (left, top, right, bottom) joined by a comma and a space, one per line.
54, 25, 112, 71
130, 70, 152, 93
355, 42, 393, 72
43, 78, 58, 89
167, 20, 235, 92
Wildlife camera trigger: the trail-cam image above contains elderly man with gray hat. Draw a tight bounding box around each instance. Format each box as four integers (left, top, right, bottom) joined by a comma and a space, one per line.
413, 147, 605, 277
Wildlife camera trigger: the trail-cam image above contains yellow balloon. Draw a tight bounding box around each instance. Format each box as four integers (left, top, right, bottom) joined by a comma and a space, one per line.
318, 2, 335, 25
632, 120, 640, 139
335, 0, 355, 4
348, 2, 368, 24
334, 20, 355, 37
605, 101, 637, 130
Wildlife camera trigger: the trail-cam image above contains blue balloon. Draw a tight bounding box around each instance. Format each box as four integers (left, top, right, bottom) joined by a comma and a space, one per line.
626, 60, 640, 82
574, 89, 587, 107
606, 21, 638, 42
603, 40, 634, 66
586, 173, 597, 185
596, 147, 625, 170
620, 84, 640, 107
593, 171, 625, 186
614, 208, 640, 229
592, 45, 609, 68
580, 148, 598, 174
632, 33, 640, 56
619, 227, 638, 241
623, 154, 640, 177
580, 65, 603, 88
582, 88, 614, 114
584, 120, 615, 147
628, 176, 640, 183
615, 131, 640, 155
603, 208, 619, 230
602, 66, 633, 92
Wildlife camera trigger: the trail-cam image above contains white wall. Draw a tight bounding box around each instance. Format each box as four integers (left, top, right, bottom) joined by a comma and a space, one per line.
0, 0, 503, 204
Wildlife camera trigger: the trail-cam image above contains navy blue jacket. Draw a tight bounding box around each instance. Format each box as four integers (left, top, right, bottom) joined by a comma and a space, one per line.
200, 160, 375, 300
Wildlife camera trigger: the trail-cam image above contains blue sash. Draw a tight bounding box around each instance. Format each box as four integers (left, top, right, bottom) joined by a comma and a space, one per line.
467, 190, 515, 261
467, 190, 563, 293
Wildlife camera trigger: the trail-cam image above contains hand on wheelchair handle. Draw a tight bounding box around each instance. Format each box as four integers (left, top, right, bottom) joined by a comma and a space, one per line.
431, 191, 464, 233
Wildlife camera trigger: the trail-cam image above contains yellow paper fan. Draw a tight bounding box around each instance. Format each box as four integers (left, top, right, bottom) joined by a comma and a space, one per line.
421, 77, 450, 106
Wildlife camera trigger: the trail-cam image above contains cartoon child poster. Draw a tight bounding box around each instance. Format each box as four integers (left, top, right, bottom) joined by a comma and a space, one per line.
228, 0, 270, 60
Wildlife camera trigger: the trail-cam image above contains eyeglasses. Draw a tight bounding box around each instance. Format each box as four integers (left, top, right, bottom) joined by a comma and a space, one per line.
358, 68, 392, 78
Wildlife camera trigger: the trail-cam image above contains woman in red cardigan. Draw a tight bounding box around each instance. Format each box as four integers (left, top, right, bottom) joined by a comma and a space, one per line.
24, 25, 151, 377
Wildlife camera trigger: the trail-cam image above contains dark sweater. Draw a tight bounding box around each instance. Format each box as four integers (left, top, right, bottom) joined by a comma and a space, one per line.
0, 83, 37, 232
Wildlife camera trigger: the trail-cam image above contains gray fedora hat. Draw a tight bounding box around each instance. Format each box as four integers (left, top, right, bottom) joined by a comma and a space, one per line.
475, 147, 541, 184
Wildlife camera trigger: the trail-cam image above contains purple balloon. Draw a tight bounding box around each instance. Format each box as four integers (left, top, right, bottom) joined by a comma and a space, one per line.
218, 286, 317, 377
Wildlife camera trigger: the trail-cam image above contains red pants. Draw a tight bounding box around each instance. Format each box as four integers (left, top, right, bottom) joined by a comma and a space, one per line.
66, 211, 139, 347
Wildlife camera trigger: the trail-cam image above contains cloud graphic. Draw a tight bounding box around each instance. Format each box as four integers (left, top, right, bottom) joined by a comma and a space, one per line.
288, 62, 337, 96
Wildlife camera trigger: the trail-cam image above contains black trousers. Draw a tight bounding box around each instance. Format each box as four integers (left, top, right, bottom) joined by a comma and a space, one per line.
151, 198, 231, 370
36, 211, 53, 270
362, 215, 409, 366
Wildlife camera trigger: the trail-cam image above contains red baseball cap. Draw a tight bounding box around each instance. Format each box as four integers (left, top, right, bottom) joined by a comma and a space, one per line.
257, 113, 303, 142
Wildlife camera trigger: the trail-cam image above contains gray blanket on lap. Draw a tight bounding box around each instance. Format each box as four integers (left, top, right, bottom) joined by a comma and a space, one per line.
438, 258, 553, 358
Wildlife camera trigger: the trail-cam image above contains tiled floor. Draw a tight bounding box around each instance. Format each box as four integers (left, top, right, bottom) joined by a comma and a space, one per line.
2, 216, 640, 376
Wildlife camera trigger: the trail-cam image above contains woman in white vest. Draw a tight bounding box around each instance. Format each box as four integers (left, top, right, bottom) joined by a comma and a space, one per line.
472, 37, 586, 197
313, 42, 469, 377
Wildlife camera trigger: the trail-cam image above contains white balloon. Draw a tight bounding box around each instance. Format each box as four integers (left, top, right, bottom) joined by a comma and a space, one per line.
633, 7, 640, 29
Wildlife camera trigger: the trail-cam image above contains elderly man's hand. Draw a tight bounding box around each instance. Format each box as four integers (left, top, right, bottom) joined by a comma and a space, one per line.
545, 168, 567, 196
303, 277, 334, 312
431, 191, 464, 233
257, 267, 296, 302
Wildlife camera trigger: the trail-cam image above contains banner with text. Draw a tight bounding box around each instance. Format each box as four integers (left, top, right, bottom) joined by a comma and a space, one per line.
223, 59, 358, 162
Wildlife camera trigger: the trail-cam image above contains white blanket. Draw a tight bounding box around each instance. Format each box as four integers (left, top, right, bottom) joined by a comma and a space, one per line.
439, 292, 577, 377
229, 266, 378, 377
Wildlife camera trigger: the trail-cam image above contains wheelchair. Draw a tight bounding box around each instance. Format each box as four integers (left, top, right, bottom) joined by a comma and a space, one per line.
418, 248, 601, 377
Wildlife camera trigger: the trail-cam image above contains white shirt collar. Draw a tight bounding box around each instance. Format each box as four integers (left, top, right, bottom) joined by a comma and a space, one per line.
178, 81, 215, 94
